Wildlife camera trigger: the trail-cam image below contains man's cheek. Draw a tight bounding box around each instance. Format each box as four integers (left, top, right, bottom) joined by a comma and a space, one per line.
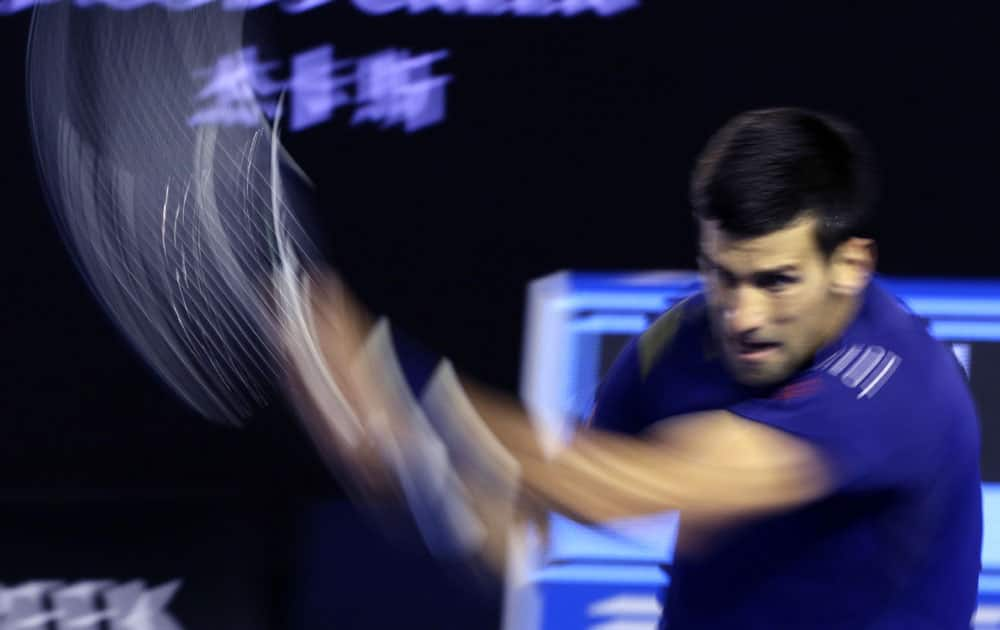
772, 312, 798, 328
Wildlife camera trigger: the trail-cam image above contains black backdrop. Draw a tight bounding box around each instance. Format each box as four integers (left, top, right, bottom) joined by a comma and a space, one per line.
0, 3, 999, 628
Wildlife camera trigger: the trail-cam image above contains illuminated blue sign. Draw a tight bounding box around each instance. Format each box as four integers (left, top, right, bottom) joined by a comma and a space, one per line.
189, 45, 451, 133
350, 0, 639, 16
1, 0, 639, 15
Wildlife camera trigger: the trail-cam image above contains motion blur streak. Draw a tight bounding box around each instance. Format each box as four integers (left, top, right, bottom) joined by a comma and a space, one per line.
27, 3, 317, 424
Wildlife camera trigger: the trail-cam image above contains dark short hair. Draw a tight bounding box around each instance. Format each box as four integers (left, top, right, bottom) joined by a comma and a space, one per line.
690, 107, 878, 256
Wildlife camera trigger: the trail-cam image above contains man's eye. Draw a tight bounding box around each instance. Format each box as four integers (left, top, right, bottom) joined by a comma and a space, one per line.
758, 275, 797, 291
715, 271, 738, 287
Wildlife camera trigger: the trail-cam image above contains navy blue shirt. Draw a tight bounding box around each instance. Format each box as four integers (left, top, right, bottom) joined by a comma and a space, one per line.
592, 282, 982, 629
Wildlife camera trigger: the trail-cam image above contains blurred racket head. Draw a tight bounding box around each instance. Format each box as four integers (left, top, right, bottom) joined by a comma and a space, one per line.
26, 1, 318, 424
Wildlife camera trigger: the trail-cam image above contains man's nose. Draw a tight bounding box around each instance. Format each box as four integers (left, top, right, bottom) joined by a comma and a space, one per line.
724, 286, 767, 336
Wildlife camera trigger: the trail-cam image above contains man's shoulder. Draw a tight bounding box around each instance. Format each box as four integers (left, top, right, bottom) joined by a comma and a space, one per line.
832, 283, 960, 404
804, 285, 976, 444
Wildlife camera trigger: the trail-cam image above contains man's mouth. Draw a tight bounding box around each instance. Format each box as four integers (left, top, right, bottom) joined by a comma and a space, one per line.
734, 340, 782, 361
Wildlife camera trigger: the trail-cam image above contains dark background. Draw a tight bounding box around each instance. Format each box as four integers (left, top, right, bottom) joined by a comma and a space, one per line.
0, 2, 999, 628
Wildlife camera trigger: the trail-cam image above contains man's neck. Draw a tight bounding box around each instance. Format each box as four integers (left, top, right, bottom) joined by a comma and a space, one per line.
817, 290, 866, 354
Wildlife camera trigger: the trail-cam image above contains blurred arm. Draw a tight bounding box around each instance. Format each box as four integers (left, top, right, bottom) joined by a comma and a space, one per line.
460, 380, 832, 525
281, 271, 833, 562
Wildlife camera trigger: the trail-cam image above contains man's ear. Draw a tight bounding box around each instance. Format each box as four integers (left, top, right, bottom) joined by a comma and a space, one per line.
830, 238, 876, 296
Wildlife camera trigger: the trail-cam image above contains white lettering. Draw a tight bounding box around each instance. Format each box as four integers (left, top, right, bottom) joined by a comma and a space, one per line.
0, 581, 184, 630
2, 0, 636, 13
350, 0, 405, 13
351, 0, 636, 15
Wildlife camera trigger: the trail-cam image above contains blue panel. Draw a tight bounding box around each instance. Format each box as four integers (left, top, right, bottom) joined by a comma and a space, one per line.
545, 512, 679, 565
983, 485, 1000, 571
536, 564, 665, 630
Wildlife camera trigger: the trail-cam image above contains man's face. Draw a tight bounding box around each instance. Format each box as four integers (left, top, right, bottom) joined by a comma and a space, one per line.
698, 216, 851, 387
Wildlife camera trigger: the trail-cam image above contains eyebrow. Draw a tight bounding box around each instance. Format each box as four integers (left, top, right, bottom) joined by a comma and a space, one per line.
698, 254, 801, 280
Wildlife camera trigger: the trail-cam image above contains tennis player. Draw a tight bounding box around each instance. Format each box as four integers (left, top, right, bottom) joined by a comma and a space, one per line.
286, 108, 982, 630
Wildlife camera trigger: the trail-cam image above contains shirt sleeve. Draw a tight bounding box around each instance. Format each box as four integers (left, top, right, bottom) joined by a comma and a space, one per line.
589, 297, 699, 435
727, 359, 925, 491
588, 338, 644, 435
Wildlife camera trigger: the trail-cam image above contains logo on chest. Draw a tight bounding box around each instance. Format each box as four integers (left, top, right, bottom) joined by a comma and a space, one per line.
817, 344, 902, 399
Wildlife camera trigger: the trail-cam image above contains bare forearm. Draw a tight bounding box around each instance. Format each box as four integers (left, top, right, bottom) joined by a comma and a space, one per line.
462, 386, 829, 524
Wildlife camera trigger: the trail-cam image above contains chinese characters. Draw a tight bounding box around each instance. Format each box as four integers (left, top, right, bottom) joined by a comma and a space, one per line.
190, 45, 451, 133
